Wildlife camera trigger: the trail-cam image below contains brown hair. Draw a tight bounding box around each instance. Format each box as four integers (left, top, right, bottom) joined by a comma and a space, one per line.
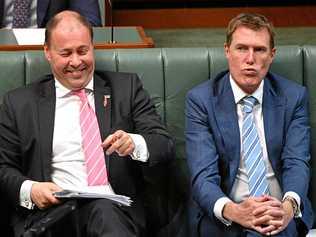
44, 10, 93, 47
226, 13, 275, 49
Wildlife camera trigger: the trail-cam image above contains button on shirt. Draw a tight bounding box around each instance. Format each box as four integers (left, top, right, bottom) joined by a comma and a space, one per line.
213, 74, 301, 225
20, 77, 149, 208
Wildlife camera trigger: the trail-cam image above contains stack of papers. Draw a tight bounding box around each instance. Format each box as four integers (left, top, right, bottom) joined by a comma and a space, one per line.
13, 28, 45, 45
53, 186, 132, 206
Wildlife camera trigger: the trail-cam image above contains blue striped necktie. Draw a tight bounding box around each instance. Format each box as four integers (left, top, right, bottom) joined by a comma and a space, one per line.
242, 96, 269, 196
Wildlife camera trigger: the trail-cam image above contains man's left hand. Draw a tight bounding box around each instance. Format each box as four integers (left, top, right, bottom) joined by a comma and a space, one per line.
252, 195, 294, 235
269, 199, 294, 235
102, 130, 135, 156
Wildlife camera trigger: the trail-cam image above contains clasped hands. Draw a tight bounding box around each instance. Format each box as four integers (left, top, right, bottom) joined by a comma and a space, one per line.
30, 130, 134, 210
223, 195, 294, 236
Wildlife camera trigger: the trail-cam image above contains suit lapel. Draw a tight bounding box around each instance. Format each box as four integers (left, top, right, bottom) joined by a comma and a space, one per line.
212, 74, 241, 189
37, 77, 56, 181
94, 73, 112, 169
263, 77, 285, 175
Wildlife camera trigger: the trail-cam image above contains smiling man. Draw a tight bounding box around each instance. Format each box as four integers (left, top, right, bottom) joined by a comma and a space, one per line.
0, 10, 174, 237
185, 13, 313, 237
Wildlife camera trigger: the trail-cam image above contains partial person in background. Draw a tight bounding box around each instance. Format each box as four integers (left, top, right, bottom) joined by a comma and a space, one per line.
185, 13, 313, 237
0, 10, 174, 236
0, 0, 102, 28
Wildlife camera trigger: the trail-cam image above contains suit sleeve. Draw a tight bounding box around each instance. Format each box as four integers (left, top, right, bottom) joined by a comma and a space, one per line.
281, 88, 310, 197
0, 93, 28, 206
70, 0, 102, 26
130, 74, 175, 167
280, 87, 313, 229
185, 89, 227, 220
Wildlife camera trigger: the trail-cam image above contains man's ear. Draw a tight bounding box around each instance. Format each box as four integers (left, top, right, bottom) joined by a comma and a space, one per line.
224, 43, 229, 58
268, 47, 276, 65
271, 47, 276, 59
43, 44, 51, 61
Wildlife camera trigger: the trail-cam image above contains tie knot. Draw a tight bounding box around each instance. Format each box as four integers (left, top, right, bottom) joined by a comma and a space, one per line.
242, 96, 257, 113
73, 89, 87, 102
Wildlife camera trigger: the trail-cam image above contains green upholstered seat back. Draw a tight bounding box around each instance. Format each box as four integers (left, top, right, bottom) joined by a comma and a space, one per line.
0, 46, 314, 236
0, 52, 25, 103
303, 46, 316, 225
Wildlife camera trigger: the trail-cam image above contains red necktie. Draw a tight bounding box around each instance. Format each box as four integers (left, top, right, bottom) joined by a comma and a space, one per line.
73, 89, 108, 186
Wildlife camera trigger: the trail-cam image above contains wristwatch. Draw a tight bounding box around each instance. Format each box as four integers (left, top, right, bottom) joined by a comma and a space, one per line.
283, 196, 299, 217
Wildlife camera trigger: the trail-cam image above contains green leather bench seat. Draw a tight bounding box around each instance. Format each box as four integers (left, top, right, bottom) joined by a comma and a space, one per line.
0, 46, 315, 236
304, 46, 316, 228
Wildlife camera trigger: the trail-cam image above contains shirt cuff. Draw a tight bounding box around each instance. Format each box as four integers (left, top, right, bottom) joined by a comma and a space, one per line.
128, 133, 149, 162
283, 191, 302, 218
19, 180, 37, 210
213, 197, 232, 226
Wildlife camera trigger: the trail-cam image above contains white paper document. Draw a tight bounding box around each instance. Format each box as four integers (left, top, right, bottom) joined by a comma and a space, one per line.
13, 28, 45, 45
53, 186, 132, 206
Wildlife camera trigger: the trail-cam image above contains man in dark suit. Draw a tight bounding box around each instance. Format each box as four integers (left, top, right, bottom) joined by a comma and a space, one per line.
0, 0, 101, 28
185, 13, 313, 237
0, 10, 174, 236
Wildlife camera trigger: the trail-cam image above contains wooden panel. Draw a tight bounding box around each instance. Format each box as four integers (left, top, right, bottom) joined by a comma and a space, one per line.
111, 6, 316, 28
114, 0, 313, 7
0, 27, 154, 50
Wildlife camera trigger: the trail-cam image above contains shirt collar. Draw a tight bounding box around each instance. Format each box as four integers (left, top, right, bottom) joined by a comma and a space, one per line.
229, 74, 264, 105
55, 77, 94, 98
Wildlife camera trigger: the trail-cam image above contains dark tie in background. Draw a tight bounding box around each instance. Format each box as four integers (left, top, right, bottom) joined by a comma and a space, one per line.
13, 0, 31, 28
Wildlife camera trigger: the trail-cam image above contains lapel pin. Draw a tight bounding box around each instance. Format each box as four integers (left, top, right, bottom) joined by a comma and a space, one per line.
103, 95, 111, 107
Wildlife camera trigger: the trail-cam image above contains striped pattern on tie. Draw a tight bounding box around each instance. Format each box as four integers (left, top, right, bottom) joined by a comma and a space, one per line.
242, 96, 269, 196
13, 0, 31, 28
74, 89, 108, 186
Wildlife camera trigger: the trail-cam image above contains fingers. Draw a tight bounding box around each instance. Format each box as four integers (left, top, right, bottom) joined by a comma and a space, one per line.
252, 210, 283, 227
31, 182, 62, 209
270, 226, 284, 235
252, 197, 283, 221
253, 200, 283, 217
249, 195, 292, 236
253, 224, 276, 235
102, 130, 135, 156
252, 216, 285, 235
252, 201, 284, 232
252, 195, 271, 202
252, 195, 281, 204
267, 219, 284, 229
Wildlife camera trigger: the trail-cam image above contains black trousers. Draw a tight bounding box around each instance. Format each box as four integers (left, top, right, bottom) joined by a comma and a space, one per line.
17, 199, 141, 237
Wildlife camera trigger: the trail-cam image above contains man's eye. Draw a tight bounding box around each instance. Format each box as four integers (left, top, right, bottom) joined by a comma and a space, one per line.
60, 53, 70, 57
237, 46, 247, 51
78, 48, 89, 55
255, 47, 266, 52
78, 50, 88, 55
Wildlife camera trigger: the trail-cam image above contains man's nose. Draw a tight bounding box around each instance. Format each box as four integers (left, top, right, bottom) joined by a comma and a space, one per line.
69, 53, 81, 67
245, 49, 255, 64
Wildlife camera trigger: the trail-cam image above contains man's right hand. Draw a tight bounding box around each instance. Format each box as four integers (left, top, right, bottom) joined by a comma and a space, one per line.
30, 182, 63, 209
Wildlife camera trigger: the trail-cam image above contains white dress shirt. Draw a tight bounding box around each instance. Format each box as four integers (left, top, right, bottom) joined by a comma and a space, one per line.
3, 0, 37, 28
213, 74, 301, 225
20, 77, 149, 209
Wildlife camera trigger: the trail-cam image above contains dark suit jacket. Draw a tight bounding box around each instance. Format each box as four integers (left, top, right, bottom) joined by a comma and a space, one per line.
185, 71, 313, 235
0, 0, 101, 27
0, 71, 174, 233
